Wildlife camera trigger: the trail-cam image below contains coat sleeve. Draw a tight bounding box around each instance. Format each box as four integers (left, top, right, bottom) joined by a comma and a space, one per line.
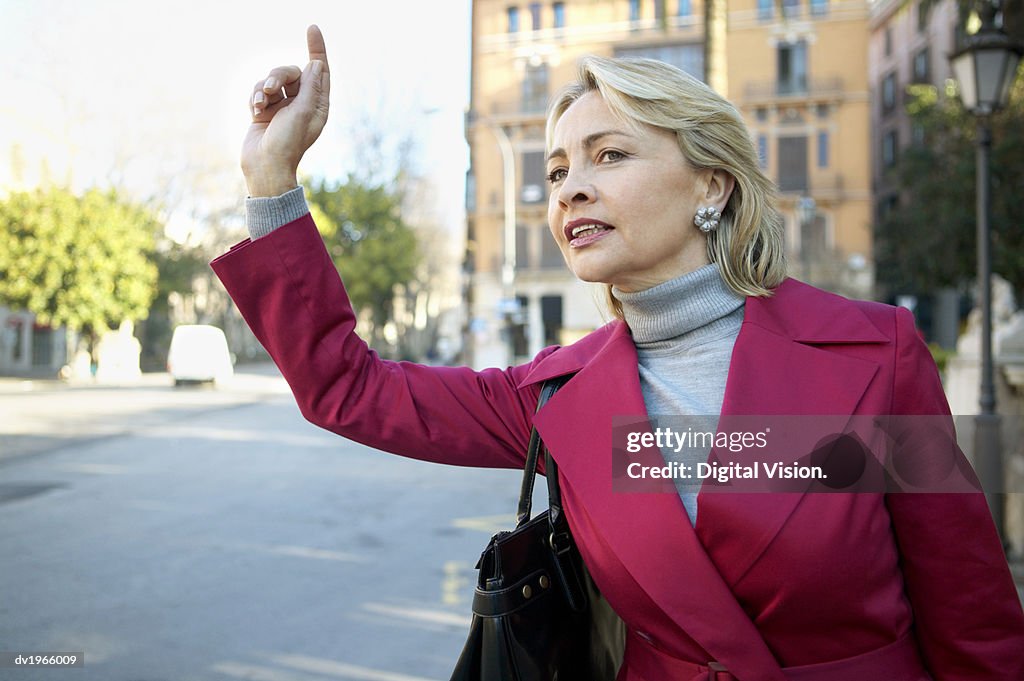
210, 213, 548, 469
885, 305, 1024, 679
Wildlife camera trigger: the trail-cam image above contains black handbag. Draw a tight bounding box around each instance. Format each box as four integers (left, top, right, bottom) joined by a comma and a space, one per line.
449, 376, 625, 681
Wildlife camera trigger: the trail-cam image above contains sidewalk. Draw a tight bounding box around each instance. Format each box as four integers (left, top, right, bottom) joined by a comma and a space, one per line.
0, 362, 285, 393
0, 363, 291, 463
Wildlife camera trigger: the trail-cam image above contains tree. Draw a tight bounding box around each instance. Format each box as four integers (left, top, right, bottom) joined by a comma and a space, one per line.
306, 176, 419, 352
0, 186, 159, 349
875, 68, 1024, 300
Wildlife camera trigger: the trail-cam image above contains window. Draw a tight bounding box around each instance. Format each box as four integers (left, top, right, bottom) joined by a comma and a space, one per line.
810, 0, 828, 16
541, 230, 564, 268
817, 131, 829, 168
616, 43, 704, 81
912, 48, 930, 84
541, 295, 563, 346
511, 295, 529, 357
629, 0, 641, 22
877, 194, 896, 222
515, 225, 530, 269
521, 151, 547, 203
756, 107, 768, 122
508, 6, 520, 33
678, 0, 691, 17
655, 0, 666, 22
881, 72, 897, 115
802, 213, 828, 257
882, 130, 898, 168
912, 123, 926, 147
758, 0, 773, 21
816, 103, 830, 118
777, 41, 808, 95
553, 1, 565, 28
778, 136, 808, 192
758, 134, 769, 170
782, 0, 801, 19
530, 2, 542, 30
884, 28, 892, 57
465, 170, 476, 213
917, 0, 928, 32
522, 62, 549, 113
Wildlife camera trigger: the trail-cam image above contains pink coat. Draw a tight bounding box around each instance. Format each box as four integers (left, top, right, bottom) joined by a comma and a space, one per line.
212, 213, 1024, 681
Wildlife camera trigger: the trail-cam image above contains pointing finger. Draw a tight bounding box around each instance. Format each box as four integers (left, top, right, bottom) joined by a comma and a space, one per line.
307, 24, 329, 72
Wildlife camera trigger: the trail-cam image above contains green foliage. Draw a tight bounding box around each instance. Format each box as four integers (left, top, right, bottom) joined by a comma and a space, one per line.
928, 341, 956, 374
306, 176, 419, 349
0, 186, 159, 334
875, 69, 1024, 299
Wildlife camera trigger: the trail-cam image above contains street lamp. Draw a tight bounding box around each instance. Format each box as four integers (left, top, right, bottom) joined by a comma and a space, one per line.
949, 1, 1023, 545
485, 122, 519, 365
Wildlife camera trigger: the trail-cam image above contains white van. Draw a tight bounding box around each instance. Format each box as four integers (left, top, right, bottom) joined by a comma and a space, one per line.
167, 325, 234, 386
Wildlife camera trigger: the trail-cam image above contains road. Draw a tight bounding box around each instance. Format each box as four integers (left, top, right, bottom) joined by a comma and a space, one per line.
0, 367, 532, 681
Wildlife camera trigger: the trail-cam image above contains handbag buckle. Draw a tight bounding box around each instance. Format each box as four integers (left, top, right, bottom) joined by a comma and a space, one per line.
707, 661, 735, 680
549, 530, 572, 555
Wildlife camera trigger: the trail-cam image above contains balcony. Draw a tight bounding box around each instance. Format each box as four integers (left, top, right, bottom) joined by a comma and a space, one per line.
477, 15, 704, 55
777, 172, 847, 201
742, 77, 845, 104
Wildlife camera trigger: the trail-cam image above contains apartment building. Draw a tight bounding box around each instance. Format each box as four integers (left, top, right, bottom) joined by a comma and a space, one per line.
869, 0, 962, 345
726, 0, 874, 300
465, 0, 874, 367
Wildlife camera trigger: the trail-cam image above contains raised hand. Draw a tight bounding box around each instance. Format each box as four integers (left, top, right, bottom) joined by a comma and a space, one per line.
241, 25, 331, 197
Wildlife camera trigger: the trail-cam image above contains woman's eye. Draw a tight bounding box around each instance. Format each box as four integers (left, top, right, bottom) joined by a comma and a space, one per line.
546, 168, 567, 184
599, 149, 625, 162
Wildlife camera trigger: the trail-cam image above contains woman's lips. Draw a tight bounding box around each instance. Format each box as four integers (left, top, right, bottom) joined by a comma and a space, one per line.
564, 219, 614, 248
569, 227, 613, 249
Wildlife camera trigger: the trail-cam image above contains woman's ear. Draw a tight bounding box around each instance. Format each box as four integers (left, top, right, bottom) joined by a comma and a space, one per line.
704, 169, 736, 211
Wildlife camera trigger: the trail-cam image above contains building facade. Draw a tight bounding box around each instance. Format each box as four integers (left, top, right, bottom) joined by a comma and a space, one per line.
0, 306, 66, 376
465, 0, 875, 367
869, 0, 962, 346
726, 0, 874, 300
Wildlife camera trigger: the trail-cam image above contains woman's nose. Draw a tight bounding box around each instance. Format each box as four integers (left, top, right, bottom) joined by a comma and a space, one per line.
557, 169, 596, 210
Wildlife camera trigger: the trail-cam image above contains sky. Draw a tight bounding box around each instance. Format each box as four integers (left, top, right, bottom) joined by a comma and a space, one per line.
0, 0, 472, 241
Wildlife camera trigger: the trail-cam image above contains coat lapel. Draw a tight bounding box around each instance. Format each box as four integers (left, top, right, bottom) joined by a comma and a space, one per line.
518, 279, 891, 678
525, 323, 789, 678
697, 280, 888, 588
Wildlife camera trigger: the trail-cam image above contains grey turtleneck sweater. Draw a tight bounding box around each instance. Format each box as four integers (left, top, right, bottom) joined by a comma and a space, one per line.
245, 190, 745, 523
613, 265, 745, 524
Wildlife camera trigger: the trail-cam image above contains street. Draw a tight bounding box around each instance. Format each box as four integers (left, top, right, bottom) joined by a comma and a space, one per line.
0, 367, 530, 681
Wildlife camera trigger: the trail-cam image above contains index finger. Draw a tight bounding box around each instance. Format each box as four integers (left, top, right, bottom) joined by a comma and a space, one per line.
307, 24, 329, 72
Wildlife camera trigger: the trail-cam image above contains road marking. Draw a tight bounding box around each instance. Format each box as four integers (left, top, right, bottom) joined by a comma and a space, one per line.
228, 542, 368, 563
441, 561, 471, 606
450, 514, 512, 534
51, 463, 132, 475
269, 653, 444, 681
361, 602, 471, 628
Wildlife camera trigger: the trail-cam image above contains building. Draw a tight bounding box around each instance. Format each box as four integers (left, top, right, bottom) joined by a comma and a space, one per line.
0, 306, 66, 377
726, 0, 874, 300
869, 0, 962, 346
465, 0, 875, 367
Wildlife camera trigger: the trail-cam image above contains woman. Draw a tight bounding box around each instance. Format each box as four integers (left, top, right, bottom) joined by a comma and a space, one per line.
213, 25, 1024, 680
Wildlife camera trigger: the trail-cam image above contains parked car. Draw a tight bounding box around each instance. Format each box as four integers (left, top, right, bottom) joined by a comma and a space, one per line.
167, 325, 234, 386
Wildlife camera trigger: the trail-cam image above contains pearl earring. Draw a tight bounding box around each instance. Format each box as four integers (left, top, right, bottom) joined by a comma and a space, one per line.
694, 206, 721, 233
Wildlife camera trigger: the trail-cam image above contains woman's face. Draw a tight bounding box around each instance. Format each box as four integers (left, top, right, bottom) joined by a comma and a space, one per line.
546, 92, 719, 292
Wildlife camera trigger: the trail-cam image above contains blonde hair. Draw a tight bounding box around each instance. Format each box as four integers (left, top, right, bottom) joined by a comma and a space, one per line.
547, 55, 786, 318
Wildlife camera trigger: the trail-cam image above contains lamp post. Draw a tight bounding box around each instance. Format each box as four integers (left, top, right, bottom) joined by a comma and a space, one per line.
485, 122, 519, 365
949, 1, 1023, 545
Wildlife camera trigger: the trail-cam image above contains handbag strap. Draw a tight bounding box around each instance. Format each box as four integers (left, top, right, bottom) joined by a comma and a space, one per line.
515, 374, 572, 528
